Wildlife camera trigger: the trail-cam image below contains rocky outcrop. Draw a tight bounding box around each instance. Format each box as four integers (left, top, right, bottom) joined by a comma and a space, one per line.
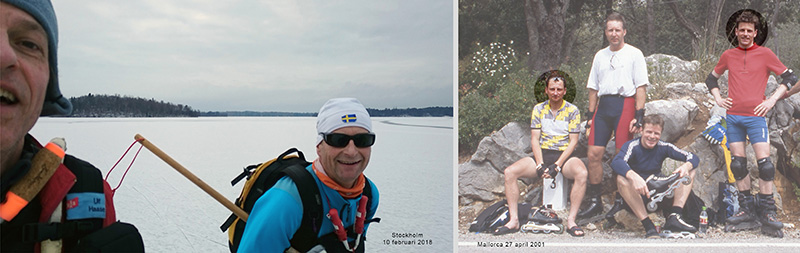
459, 54, 800, 231
646, 54, 701, 84
458, 98, 701, 206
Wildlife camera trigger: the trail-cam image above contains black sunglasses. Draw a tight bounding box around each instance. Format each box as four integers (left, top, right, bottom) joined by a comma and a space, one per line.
321, 133, 376, 148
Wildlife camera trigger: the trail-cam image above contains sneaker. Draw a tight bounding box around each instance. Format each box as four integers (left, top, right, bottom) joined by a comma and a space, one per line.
645, 228, 660, 239
664, 213, 697, 233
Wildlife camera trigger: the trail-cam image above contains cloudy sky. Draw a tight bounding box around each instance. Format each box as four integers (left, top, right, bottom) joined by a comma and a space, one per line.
51, 0, 453, 112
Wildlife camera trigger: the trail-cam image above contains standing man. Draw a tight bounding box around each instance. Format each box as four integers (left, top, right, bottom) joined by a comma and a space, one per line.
239, 98, 380, 252
1, 0, 142, 251
580, 12, 650, 219
494, 71, 589, 237
704, 9, 797, 237
612, 115, 699, 238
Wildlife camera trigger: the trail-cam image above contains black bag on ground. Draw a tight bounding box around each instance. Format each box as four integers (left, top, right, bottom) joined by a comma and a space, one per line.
679, 190, 717, 227
468, 200, 531, 233
74, 222, 144, 252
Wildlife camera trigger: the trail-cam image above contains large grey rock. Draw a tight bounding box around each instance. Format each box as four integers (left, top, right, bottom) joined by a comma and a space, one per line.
663, 137, 728, 208
458, 160, 504, 204
645, 54, 700, 84
663, 82, 708, 101
469, 122, 531, 173
644, 99, 699, 143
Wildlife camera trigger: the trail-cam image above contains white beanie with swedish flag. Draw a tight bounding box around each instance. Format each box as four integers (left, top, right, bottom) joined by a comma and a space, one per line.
316, 98, 373, 144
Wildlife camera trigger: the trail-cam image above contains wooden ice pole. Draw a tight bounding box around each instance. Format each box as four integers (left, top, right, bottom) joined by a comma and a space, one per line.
134, 134, 248, 222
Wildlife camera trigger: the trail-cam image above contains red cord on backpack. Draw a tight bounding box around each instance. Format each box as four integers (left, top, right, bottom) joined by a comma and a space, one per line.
353, 196, 368, 251
326, 196, 368, 253
105, 139, 144, 197
327, 208, 352, 252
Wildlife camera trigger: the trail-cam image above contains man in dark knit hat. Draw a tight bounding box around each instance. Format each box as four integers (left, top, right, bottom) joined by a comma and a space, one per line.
1, 0, 142, 251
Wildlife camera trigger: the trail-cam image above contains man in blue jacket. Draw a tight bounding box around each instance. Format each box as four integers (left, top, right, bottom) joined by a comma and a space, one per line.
239, 98, 379, 252
612, 114, 699, 238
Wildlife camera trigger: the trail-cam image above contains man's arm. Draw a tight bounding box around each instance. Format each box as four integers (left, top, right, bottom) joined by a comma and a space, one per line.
238, 180, 303, 252
784, 80, 800, 98
556, 133, 580, 167
531, 129, 543, 166
629, 86, 647, 133
755, 85, 787, 116
612, 142, 649, 197
587, 89, 598, 126
663, 143, 699, 178
611, 142, 635, 177
706, 70, 733, 109
780, 69, 800, 99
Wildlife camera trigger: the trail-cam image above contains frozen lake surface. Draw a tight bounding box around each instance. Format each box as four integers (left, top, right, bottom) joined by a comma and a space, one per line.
31, 117, 453, 252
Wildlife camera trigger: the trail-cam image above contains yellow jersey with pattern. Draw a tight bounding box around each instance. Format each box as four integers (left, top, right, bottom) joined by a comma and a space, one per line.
530, 100, 581, 151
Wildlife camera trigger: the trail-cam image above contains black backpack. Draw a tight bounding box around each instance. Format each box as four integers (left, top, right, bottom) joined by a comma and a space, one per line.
221, 148, 374, 253
468, 200, 531, 233
678, 190, 717, 227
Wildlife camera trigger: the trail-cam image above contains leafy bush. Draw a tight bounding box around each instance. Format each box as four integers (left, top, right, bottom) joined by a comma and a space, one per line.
773, 22, 800, 71
459, 41, 593, 155
460, 41, 518, 98
459, 69, 537, 155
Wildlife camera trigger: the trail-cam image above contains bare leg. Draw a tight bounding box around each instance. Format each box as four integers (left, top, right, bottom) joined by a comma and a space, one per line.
587, 146, 605, 185
562, 157, 588, 230
671, 169, 696, 208
501, 157, 539, 230
617, 175, 647, 220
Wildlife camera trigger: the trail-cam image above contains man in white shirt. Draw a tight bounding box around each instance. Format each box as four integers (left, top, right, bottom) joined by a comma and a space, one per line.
578, 12, 649, 220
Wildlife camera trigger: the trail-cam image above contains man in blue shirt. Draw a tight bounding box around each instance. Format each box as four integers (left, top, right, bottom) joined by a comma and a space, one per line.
239, 98, 379, 252
612, 114, 699, 238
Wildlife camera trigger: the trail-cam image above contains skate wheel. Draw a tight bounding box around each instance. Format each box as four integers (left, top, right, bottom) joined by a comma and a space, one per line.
543, 230, 551, 234
556, 224, 565, 234
647, 201, 658, 212
682, 177, 692, 185
666, 191, 674, 198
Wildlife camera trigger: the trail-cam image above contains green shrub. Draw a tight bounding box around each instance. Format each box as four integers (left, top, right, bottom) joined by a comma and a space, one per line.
459, 69, 537, 155
773, 22, 800, 71
460, 41, 518, 98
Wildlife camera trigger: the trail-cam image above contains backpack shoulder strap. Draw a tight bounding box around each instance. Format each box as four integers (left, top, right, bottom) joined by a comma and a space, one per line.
282, 164, 322, 252
363, 177, 374, 216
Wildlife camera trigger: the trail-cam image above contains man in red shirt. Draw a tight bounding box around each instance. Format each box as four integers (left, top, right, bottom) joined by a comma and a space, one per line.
704, 9, 798, 238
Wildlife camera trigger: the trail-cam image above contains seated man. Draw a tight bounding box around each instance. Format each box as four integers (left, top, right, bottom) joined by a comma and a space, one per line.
612, 114, 699, 238
494, 71, 589, 237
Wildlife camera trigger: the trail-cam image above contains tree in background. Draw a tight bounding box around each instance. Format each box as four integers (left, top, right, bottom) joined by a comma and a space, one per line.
458, 0, 800, 155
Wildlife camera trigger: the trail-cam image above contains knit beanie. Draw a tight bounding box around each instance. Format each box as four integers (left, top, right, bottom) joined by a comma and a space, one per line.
4, 0, 72, 116
316, 98, 373, 144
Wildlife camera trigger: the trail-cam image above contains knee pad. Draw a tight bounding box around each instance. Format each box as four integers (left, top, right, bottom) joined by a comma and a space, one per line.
757, 157, 775, 181
731, 156, 748, 180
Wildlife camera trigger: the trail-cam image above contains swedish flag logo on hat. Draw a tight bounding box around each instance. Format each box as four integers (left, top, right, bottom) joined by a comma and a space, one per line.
341, 114, 357, 123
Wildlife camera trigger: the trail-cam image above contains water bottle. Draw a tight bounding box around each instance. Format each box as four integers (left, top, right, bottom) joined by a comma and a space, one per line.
699, 206, 708, 234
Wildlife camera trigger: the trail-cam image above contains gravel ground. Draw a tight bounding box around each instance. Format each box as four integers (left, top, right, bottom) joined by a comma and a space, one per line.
458, 209, 800, 252
458, 225, 800, 252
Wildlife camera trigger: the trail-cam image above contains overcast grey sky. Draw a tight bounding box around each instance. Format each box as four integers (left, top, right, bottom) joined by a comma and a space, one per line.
52, 0, 453, 112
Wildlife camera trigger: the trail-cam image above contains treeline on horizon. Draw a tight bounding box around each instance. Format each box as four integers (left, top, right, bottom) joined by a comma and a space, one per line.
66, 94, 452, 117
68, 94, 200, 117
202, 107, 453, 117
